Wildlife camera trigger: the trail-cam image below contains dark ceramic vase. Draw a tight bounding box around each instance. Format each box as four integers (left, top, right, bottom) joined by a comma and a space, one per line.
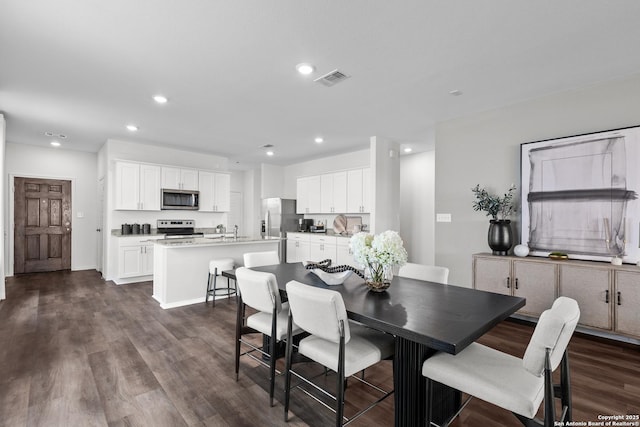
488, 219, 512, 255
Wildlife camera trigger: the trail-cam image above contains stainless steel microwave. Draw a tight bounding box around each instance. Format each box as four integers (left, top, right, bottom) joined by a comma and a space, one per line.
161, 189, 199, 210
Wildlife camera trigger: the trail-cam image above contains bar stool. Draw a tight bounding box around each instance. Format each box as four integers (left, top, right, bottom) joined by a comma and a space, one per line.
205, 258, 236, 306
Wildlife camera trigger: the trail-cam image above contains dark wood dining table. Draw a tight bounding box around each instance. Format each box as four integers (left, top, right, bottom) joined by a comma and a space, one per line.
250, 263, 525, 427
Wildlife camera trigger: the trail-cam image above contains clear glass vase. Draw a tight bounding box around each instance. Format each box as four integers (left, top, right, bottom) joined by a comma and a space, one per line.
364, 263, 393, 292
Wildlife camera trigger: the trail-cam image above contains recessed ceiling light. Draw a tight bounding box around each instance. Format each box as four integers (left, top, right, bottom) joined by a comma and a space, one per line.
126, 124, 138, 132
314, 137, 324, 143
153, 95, 168, 104
266, 151, 274, 156
404, 147, 413, 153
50, 141, 61, 147
449, 89, 463, 96
296, 63, 315, 75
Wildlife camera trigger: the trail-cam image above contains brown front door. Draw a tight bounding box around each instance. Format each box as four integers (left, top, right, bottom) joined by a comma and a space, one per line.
14, 177, 72, 273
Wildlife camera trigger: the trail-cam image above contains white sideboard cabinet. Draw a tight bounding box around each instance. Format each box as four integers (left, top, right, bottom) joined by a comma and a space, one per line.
473, 253, 640, 343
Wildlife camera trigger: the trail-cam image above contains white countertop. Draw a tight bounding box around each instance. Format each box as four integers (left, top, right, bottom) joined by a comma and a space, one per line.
154, 235, 281, 247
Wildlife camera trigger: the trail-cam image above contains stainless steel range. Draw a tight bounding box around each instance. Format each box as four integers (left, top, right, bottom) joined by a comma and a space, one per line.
157, 219, 204, 239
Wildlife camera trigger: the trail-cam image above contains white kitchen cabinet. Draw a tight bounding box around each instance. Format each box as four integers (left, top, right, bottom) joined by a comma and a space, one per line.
347, 168, 372, 213
296, 175, 321, 214
335, 237, 356, 267
320, 172, 347, 214
114, 161, 161, 211
117, 236, 160, 279
161, 167, 198, 190
198, 171, 231, 212
286, 233, 310, 263
308, 235, 337, 264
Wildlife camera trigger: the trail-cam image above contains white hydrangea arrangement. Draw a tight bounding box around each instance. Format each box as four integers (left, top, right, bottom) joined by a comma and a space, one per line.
350, 230, 408, 284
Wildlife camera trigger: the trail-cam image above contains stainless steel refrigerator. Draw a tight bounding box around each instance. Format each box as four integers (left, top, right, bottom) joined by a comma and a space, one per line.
261, 198, 303, 262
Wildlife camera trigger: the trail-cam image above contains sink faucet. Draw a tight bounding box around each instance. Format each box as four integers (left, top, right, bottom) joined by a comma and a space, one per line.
234, 225, 238, 240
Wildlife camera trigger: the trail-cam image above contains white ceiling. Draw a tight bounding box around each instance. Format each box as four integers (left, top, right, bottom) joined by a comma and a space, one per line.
2, 1, 640, 168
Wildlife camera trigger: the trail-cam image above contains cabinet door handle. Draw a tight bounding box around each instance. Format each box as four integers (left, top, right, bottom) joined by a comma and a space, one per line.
506, 277, 510, 288
515, 278, 519, 289
605, 289, 609, 304
617, 291, 621, 306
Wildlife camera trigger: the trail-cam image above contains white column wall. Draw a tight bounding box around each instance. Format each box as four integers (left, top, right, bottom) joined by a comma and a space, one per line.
370, 136, 400, 234
400, 150, 435, 264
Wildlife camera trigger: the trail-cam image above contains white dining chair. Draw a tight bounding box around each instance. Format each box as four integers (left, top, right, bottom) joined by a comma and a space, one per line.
234, 267, 303, 406
283, 280, 394, 426
397, 262, 449, 284
243, 251, 279, 268
422, 297, 580, 427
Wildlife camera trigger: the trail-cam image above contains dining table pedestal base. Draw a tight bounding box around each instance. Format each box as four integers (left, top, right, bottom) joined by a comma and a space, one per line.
393, 336, 461, 426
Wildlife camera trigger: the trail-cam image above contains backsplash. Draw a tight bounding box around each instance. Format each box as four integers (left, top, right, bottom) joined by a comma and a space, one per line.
303, 214, 370, 234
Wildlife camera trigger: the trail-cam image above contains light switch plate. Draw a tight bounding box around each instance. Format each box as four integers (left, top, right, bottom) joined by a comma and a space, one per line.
436, 213, 452, 222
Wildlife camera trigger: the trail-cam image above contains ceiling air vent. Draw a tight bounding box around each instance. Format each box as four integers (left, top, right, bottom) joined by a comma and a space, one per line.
314, 69, 350, 87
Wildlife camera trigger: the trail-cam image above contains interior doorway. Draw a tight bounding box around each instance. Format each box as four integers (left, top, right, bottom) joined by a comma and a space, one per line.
14, 177, 72, 273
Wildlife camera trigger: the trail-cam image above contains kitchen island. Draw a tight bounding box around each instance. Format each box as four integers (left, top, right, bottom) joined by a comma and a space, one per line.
152, 236, 281, 309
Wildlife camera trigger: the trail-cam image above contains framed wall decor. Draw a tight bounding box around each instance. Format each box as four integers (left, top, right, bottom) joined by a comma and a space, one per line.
520, 125, 640, 263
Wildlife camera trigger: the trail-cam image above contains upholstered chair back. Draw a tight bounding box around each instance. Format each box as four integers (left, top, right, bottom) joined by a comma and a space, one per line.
523, 296, 580, 376
243, 251, 279, 268
235, 267, 282, 313
397, 263, 449, 284
286, 280, 350, 344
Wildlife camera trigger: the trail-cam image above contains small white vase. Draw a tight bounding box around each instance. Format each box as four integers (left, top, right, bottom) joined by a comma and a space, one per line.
513, 244, 530, 257
611, 256, 623, 266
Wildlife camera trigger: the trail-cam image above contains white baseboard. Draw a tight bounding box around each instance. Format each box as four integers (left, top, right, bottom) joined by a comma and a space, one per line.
158, 294, 234, 310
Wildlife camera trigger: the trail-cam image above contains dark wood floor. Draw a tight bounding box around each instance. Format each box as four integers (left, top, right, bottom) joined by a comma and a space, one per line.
0, 270, 638, 427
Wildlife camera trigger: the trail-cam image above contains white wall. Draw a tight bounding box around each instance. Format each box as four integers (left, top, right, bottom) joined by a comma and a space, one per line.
261, 163, 284, 199
0, 115, 5, 298
400, 150, 435, 264
5, 142, 98, 274
435, 72, 640, 287
370, 137, 400, 233
244, 168, 261, 237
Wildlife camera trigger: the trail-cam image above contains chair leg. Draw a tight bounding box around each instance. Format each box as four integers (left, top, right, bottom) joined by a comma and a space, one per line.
269, 339, 277, 406
205, 273, 212, 303
284, 313, 294, 422
560, 351, 572, 421
336, 366, 345, 426
235, 297, 243, 382
212, 268, 218, 307
336, 328, 346, 427
543, 348, 555, 427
